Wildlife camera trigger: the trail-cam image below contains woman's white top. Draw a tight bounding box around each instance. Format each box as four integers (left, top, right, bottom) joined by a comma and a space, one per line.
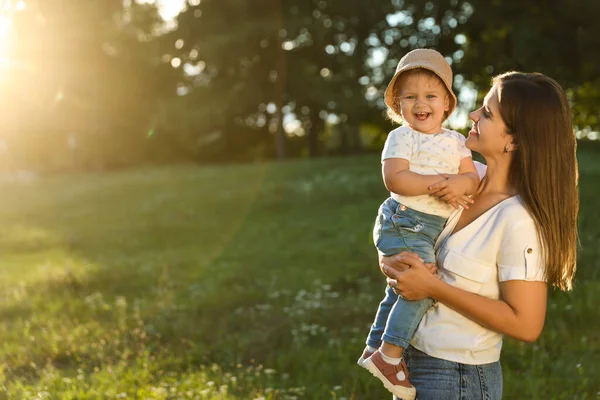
411, 165, 546, 365
381, 125, 472, 218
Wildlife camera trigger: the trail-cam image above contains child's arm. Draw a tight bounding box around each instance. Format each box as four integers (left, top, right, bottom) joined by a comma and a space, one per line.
428, 157, 480, 209
383, 158, 448, 196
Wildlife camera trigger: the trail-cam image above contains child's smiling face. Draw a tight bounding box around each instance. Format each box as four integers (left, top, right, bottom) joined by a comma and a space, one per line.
396, 71, 450, 134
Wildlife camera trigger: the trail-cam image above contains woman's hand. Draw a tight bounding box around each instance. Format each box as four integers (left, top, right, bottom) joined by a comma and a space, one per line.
380, 253, 440, 301
379, 252, 438, 275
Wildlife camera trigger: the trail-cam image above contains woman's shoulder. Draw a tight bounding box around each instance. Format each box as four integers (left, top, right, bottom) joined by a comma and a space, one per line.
496, 196, 529, 216
466, 196, 535, 237
492, 196, 537, 233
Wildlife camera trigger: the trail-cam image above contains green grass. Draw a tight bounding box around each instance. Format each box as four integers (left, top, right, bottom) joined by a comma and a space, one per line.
0, 148, 598, 399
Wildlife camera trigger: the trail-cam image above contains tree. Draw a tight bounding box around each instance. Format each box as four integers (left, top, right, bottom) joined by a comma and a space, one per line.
447, 0, 600, 131
166, 0, 288, 162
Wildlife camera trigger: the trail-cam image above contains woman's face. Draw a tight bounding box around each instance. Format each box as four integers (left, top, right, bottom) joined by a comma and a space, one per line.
466, 85, 513, 156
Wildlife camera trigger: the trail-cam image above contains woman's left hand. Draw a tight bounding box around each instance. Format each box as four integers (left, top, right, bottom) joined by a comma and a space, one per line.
381, 256, 439, 301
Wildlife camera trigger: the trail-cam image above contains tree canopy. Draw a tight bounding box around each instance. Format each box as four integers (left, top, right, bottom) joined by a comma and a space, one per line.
0, 0, 598, 172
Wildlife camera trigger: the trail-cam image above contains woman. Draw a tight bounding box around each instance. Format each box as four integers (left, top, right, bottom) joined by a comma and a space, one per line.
380, 72, 578, 399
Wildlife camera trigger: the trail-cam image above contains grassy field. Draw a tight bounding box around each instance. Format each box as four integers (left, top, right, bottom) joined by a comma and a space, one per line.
0, 146, 598, 399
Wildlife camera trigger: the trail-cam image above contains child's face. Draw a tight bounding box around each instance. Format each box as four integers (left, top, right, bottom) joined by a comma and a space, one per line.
396, 72, 450, 134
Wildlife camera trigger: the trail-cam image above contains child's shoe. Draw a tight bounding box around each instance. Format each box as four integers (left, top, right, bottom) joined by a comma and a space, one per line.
362, 350, 416, 400
356, 347, 375, 368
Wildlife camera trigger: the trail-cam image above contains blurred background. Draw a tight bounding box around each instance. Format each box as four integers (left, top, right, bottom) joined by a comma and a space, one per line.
0, 1, 599, 399
0, 0, 598, 173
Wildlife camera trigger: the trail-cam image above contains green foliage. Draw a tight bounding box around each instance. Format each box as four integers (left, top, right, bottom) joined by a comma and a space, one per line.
0, 145, 598, 398
447, 0, 600, 130
1, 1, 600, 169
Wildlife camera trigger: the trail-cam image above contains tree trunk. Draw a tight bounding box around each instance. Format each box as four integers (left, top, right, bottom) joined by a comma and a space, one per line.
273, 0, 286, 160
339, 123, 349, 154
350, 120, 363, 154
308, 110, 323, 158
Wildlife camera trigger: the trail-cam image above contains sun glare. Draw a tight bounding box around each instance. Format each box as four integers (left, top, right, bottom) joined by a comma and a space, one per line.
0, 0, 22, 70
0, 29, 10, 73
136, 0, 185, 21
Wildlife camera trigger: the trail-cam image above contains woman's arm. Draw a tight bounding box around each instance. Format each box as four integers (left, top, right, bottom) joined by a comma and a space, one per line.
428, 276, 547, 342
381, 255, 548, 342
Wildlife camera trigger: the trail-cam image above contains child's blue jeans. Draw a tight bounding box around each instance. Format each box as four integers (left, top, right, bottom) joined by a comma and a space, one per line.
367, 197, 447, 350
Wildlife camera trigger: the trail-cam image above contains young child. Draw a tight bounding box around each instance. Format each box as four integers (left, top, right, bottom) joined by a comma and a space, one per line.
358, 49, 479, 400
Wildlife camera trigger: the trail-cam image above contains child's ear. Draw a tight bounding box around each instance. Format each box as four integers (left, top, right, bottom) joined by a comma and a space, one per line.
444, 95, 450, 112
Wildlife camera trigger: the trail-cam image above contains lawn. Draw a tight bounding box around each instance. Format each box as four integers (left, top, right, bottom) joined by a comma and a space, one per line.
0, 145, 598, 399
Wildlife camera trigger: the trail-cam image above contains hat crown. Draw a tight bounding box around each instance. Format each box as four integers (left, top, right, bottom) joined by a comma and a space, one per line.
395, 49, 453, 88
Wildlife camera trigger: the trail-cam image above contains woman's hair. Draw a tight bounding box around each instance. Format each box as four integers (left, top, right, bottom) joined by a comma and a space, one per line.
494, 72, 579, 291
386, 68, 453, 124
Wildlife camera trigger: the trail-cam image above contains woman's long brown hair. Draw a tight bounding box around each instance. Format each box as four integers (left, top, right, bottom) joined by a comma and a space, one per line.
495, 72, 579, 290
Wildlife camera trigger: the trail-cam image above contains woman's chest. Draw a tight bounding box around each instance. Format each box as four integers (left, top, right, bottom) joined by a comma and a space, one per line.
451, 195, 510, 235
436, 210, 512, 298
436, 244, 502, 299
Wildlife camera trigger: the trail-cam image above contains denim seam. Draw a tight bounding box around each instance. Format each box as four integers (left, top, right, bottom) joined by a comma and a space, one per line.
404, 299, 434, 334
477, 364, 489, 400
459, 362, 466, 400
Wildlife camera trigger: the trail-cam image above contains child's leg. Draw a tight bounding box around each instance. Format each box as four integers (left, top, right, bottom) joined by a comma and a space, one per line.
364, 240, 435, 399
365, 198, 407, 349
363, 203, 445, 399
379, 274, 434, 359
365, 284, 398, 349
382, 223, 435, 358
380, 207, 441, 357
382, 296, 435, 355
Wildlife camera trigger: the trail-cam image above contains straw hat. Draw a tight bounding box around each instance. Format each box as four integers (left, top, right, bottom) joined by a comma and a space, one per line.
384, 49, 457, 118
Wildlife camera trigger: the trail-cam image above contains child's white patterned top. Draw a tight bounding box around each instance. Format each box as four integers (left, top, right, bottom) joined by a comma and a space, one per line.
381, 125, 472, 218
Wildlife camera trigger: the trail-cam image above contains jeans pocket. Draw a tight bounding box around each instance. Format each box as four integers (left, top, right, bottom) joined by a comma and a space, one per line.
374, 202, 402, 252
391, 211, 424, 233
373, 211, 385, 247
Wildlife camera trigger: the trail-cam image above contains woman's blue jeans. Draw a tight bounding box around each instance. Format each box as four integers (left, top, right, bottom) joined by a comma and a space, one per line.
392, 346, 503, 400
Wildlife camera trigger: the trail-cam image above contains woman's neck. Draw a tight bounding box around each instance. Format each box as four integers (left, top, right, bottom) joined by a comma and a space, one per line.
477, 158, 517, 197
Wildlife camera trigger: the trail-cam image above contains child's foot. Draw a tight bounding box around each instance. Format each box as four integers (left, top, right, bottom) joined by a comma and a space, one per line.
356, 347, 375, 368
362, 350, 416, 400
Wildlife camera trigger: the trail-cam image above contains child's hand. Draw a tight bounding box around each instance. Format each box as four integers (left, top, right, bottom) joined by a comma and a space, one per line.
428, 174, 475, 210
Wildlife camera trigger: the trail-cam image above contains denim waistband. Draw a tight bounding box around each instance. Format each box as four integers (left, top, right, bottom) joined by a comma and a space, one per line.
386, 197, 448, 226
